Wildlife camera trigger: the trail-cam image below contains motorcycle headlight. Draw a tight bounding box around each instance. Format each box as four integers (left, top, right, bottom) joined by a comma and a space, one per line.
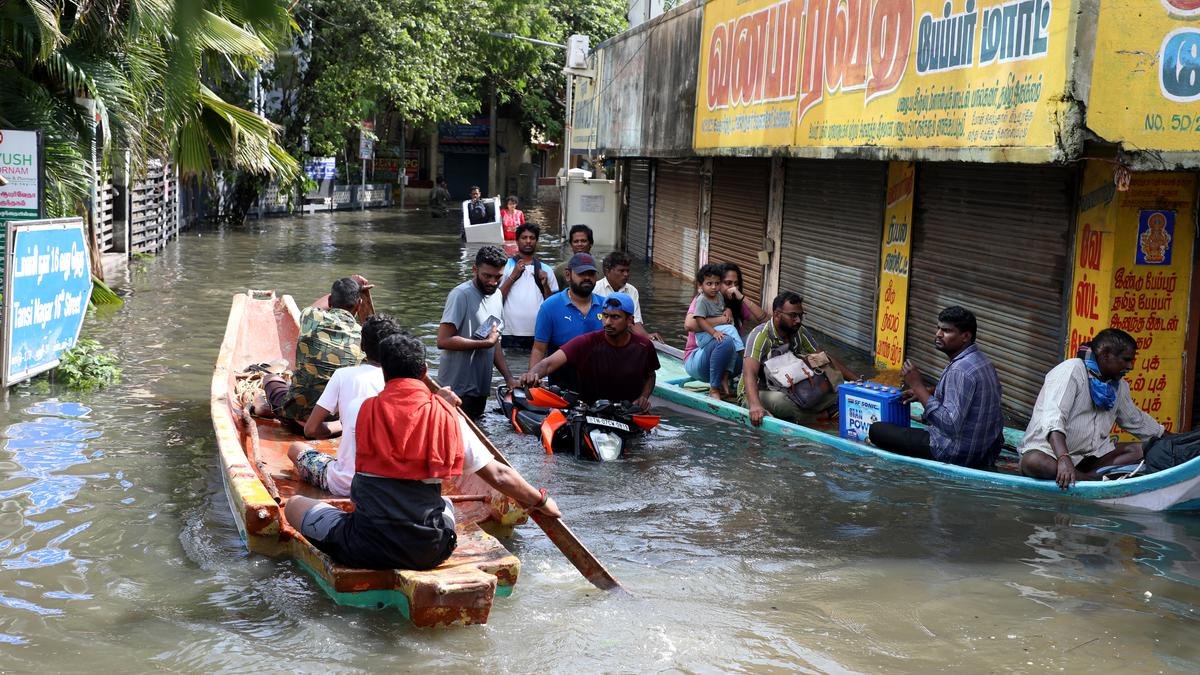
588, 429, 623, 461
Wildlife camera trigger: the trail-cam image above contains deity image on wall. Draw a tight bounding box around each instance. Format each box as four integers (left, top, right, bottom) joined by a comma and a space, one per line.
1137, 210, 1174, 265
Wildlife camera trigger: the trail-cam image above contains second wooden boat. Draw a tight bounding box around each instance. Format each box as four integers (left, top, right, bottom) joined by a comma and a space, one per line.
653, 343, 1200, 512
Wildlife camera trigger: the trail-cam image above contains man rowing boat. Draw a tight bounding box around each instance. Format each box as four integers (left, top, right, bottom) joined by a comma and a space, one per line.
285, 332, 559, 571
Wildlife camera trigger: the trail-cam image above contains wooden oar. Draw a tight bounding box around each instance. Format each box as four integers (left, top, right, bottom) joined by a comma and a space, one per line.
423, 374, 629, 595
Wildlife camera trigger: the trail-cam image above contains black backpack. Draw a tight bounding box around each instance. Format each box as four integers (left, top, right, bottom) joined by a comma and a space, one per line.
1141, 428, 1200, 474
510, 256, 548, 296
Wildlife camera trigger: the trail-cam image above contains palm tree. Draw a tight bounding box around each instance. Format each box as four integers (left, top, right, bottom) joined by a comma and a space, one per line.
0, 0, 298, 218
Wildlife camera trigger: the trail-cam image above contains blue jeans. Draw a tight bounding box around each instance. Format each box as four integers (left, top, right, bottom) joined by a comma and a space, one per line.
685, 332, 743, 389
695, 323, 744, 352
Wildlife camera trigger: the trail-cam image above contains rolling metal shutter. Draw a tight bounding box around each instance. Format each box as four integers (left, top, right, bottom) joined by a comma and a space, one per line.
626, 159, 652, 262
709, 158, 770, 304
779, 159, 886, 352
653, 159, 702, 280
906, 163, 1073, 421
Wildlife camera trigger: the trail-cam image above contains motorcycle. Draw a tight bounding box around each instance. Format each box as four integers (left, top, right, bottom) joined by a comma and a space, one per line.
495, 384, 661, 461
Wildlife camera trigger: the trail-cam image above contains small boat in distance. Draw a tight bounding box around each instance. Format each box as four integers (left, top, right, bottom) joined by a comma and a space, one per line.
652, 343, 1200, 512
210, 290, 528, 627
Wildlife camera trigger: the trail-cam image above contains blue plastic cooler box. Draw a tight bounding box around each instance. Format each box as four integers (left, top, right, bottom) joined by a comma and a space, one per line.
838, 380, 910, 442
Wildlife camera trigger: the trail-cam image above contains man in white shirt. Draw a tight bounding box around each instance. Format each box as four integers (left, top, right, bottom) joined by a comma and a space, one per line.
287, 314, 401, 496
594, 250, 661, 342
1018, 328, 1165, 490
498, 223, 558, 350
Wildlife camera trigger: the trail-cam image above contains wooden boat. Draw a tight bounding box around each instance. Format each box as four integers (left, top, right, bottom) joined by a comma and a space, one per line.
653, 343, 1200, 512
210, 290, 529, 627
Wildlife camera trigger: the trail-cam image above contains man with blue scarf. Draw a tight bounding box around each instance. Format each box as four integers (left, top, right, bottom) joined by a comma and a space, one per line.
1019, 328, 1164, 489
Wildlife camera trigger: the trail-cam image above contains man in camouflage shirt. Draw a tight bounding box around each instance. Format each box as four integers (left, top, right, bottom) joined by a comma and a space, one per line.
263, 276, 374, 431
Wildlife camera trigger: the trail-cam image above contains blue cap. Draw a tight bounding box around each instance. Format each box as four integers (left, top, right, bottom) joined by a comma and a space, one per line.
567, 252, 598, 273
603, 292, 636, 316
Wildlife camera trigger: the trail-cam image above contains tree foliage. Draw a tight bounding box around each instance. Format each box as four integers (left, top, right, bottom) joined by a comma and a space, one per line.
0, 0, 299, 217
280, 0, 627, 156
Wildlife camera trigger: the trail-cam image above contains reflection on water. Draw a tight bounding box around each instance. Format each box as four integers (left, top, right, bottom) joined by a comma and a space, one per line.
0, 209, 1197, 671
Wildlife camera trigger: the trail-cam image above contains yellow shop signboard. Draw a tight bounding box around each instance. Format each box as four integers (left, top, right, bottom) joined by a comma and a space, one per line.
1067, 161, 1196, 435
1090, 1, 1200, 152
874, 162, 915, 371
694, 0, 1074, 154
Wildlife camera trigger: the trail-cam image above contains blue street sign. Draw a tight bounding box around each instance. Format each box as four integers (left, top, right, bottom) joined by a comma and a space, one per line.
3, 218, 93, 386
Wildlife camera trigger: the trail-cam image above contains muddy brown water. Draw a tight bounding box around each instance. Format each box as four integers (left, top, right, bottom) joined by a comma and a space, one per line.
1, 209, 1198, 672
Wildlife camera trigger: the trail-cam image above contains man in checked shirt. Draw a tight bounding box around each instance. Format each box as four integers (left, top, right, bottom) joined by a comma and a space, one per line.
868, 306, 1005, 469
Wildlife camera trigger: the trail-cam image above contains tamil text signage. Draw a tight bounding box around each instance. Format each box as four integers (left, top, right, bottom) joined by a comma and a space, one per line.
3, 218, 94, 387
1089, 0, 1200, 152
694, 0, 1072, 156
0, 130, 42, 221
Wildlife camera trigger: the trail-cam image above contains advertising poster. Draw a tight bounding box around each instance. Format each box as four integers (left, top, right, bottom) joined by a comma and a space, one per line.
0, 129, 41, 221
3, 218, 94, 387
694, 0, 1073, 155
1066, 162, 1195, 435
1089, 1, 1200, 152
873, 161, 915, 370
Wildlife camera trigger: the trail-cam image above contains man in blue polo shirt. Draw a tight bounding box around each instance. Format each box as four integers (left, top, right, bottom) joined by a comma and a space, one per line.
529, 252, 606, 391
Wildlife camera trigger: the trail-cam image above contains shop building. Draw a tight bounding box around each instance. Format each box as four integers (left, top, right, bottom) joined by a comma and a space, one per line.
577, 0, 1200, 430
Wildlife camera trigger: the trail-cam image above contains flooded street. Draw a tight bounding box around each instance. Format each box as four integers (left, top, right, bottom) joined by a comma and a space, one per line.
2, 208, 1200, 672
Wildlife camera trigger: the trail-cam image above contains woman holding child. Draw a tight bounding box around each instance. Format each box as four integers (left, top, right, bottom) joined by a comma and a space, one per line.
682, 262, 768, 399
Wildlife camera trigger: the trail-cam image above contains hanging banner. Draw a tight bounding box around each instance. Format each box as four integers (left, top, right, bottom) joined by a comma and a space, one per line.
1066, 162, 1195, 436
874, 161, 914, 370
1089, 0, 1200, 152
694, 0, 1073, 156
3, 218, 94, 387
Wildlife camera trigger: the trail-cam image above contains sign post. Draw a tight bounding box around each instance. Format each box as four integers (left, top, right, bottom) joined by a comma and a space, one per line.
359, 120, 375, 211
3, 217, 94, 387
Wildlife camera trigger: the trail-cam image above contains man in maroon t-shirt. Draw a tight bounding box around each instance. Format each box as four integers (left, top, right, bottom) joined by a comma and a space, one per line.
520, 292, 660, 409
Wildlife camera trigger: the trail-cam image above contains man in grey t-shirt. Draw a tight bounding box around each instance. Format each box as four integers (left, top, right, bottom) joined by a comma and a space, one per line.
436, 246, 516, 419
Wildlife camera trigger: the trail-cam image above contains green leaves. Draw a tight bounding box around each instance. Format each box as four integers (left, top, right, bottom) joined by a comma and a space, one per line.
53, 339, 122, 392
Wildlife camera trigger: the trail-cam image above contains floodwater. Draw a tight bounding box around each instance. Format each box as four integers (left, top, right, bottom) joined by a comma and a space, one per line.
2, 208, 1199, 673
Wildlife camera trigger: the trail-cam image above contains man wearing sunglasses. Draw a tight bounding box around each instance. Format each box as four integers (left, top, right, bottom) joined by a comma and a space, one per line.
739, 291, 858, 426
519, 292, 659, 411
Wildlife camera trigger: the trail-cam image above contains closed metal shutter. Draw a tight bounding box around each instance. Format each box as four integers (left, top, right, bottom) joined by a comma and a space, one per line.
906, 163, 1073, 421
626, 159, 652, 262
709, 158, 770, 304
653, 159, 702, 280
779, 159, 886, 352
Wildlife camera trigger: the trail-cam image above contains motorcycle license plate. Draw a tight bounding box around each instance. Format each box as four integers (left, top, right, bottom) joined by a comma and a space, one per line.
585, 416, 630, 432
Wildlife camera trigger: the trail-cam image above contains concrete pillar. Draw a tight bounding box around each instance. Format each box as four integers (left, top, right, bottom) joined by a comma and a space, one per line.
698, 157, 713, 266
763, 156, 785, 307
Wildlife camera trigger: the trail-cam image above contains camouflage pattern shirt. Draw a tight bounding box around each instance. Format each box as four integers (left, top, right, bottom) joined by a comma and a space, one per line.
280, 306, 363, 421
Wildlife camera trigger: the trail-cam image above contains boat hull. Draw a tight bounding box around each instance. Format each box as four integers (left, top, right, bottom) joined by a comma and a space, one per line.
653, 344, 1200, 512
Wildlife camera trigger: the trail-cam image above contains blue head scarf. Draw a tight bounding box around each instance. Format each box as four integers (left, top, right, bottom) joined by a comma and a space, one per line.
1080, 346, 1117, 410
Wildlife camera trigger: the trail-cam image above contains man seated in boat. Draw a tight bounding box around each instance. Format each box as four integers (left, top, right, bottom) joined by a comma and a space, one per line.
519, 293, 659, 410
261, 275, 375, 433
285, 314, 402, 497
284, 332, 561, 571
739, 292, 858, 426
868, 306, 1004, 469
1018, 328, 1165, 490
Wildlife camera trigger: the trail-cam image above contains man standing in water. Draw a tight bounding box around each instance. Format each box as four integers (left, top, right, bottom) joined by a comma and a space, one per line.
521, 293, 659, 410
531, 252, 606, 391
554, 224, 594, 287
437, 246, 516, 419
593, 250, 661, 342
1018, 328, 1164, 489
868, 306, 1004, 469
499, 223, 557, 350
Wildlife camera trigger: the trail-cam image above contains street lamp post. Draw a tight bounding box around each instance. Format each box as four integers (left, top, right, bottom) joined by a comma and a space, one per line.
487, 32, 592, 234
